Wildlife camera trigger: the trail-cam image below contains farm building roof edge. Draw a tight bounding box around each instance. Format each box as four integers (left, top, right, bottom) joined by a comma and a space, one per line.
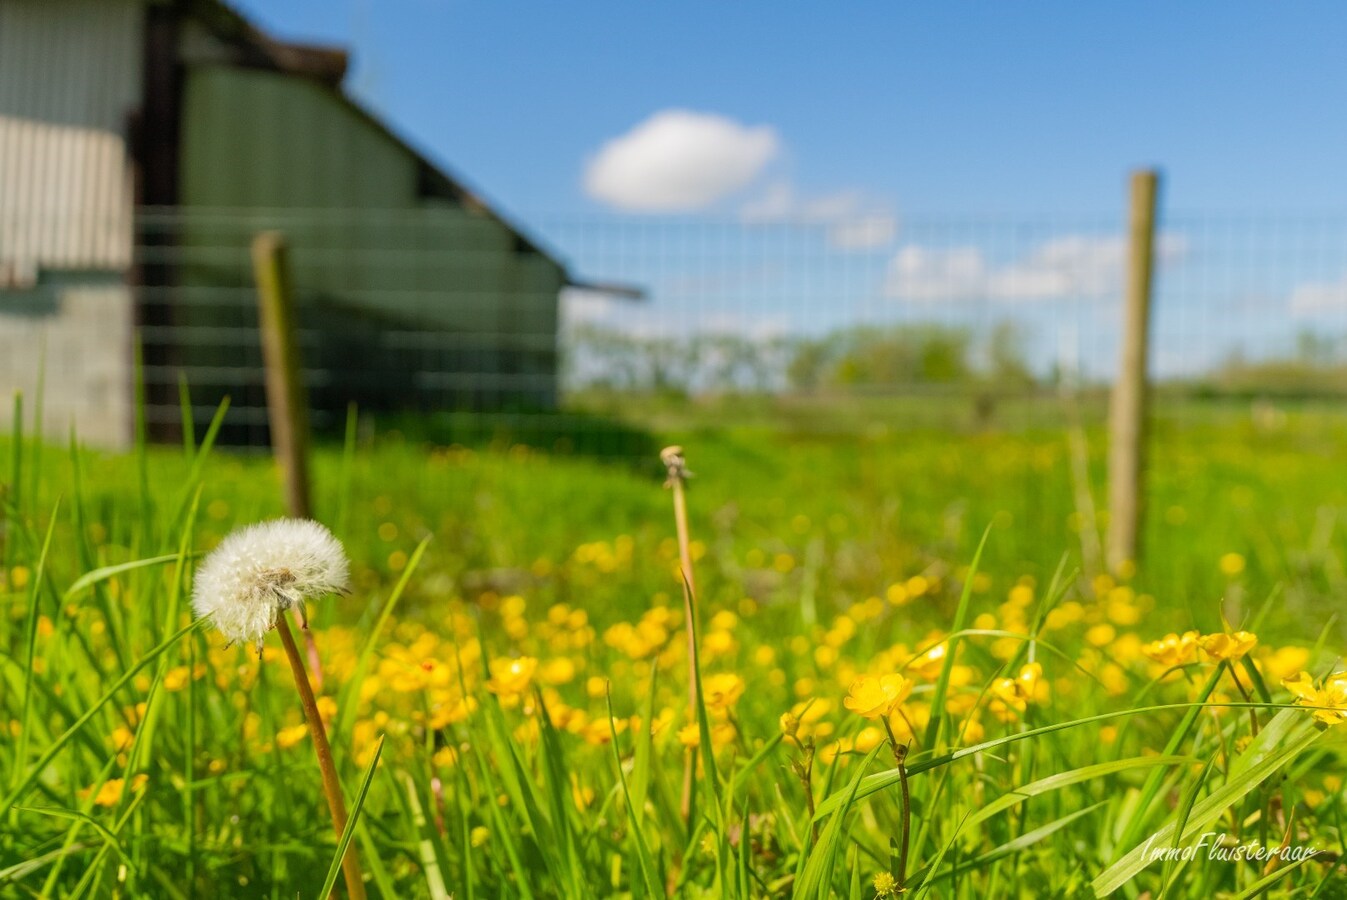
168, 0, 642, 296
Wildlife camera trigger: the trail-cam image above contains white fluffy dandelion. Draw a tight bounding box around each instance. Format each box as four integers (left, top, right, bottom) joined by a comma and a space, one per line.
192, 518, 350, 649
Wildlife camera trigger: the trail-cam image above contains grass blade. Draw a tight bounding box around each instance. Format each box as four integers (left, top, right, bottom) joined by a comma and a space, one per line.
924, 523, 991, 750
317, 735, 385, 900
1091, 710, 1321, 896
0, 618, 208, 817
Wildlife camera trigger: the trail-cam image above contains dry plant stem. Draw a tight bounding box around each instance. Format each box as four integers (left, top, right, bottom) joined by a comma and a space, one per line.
671, 481, 696, 599
882, 718, 911, 892
275, 614, 366, 900
294, 605, 325, 691
663, 448, 699, 824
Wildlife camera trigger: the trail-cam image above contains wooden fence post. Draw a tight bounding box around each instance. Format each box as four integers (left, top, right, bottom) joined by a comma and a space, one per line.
1106, 169, 1160, 575
252, 231, 312, 520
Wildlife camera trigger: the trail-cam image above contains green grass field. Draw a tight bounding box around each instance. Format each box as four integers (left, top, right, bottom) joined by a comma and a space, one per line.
1, 397, 1345, 897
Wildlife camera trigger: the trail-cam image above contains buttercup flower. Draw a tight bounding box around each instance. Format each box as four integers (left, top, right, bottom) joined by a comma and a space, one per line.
192, 519, 350, 651
989, 662, 1048, 721
80, 774, 148, 808
486, 657, 538, 697
1200, 630, 1258, 662
702, 673, 746, 713
1141, 631, 1201, 667
844, 674, 913, 719
909, 644, 947, 680
1284, 671, 1347, 726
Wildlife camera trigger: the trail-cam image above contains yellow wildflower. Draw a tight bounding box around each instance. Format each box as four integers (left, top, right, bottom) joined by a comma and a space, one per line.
80, 774, 148, 808
703, 630, 737, 656
854, 726, 885, 752
1261, 645, 1311, 682
989, 662, 1047, 720
277, 724, 309, 749
1200, 630, 1258, 662
909, 644, 947, 680
540, 657, 577, 685
486, 657, 538, 697
1141, 631, 1200, 667
108, 726, 135, 751
1284, 671, 1347, 726
677, 720, 735, 749
701, 673, 745, 713
1085, 624, 1116, 647
843, 674, 913, 719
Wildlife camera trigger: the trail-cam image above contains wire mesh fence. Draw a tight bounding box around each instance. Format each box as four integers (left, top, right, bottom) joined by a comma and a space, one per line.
8, 204, 1347, 453
548, 207, 1347, 442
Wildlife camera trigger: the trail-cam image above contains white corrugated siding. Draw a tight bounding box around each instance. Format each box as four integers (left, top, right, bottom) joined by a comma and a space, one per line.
0, 0, 142, 278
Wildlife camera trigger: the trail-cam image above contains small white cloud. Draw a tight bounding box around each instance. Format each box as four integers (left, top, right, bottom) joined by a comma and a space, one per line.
828, 214, 899, 250
584, 110, 778, 212
887, 245, 988, 301
1289, 274, 1347, 315
740, 182, 897, 250
738, 181, 796, 220
885, 233, 1187, 303
560, 287, 621, 326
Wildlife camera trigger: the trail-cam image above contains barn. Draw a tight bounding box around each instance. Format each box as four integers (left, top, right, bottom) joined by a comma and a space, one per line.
0, 0, 608, 447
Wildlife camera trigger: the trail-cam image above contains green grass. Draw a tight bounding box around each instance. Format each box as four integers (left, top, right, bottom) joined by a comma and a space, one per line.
0, 396, 1345, 897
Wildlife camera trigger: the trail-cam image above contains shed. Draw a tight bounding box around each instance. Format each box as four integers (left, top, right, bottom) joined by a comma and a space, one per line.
0, 0, 614, 446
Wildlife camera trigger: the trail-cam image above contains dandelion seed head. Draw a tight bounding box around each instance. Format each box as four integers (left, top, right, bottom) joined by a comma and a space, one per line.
192, 519, 350, 648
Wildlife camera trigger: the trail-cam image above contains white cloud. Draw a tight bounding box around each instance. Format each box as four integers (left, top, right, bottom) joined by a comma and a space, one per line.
887, 245, 988, 301
885, 233, 1188, 303
828, 214, 898, 250
562, 287, 786, 340
584, 110, 778, 212
1289, 274, 1347, 315
560, 287, 619, 326
740, 182, 897, 250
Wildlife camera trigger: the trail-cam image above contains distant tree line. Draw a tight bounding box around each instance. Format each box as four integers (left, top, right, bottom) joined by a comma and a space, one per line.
563, 321, 1038, 395
1194, 330, 1347, 398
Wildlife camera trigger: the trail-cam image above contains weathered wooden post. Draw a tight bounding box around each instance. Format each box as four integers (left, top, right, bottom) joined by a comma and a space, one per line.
1106, 169, 1160, 574
251, 231, 312, 519
253, 231, 333, 695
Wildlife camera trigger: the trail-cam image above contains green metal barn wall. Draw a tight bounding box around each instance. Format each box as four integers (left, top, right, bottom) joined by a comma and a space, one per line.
172, 65, 562, 442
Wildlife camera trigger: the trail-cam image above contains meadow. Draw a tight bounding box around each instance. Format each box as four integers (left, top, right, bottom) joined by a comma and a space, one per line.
1, 396, 1346, 898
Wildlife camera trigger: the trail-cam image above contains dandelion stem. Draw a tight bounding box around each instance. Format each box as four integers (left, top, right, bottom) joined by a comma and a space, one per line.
881, 717, 911, 892
662, 446, 699, 825
275, 614, 366, 900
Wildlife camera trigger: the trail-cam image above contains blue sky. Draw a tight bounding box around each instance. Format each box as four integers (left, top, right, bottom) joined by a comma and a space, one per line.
232, 1, 1347, 217
230, 2, 1347, 377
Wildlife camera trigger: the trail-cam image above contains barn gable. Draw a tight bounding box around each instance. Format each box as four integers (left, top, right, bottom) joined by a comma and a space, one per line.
0, 0, 573, 447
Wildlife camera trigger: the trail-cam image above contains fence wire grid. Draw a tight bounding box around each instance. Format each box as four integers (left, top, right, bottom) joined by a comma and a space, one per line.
6, 205, 1347, 452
